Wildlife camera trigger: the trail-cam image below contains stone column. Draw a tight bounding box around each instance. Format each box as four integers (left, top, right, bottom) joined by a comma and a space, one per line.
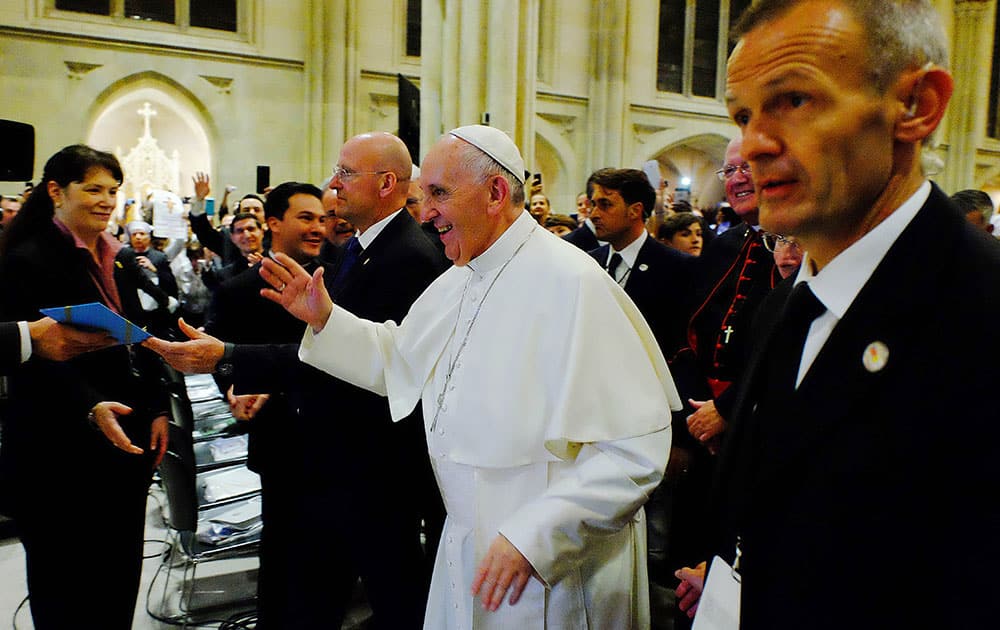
586, 0, 628, 170
942, 0, 992, 192
307, 0, 351, 181
420, 0, 539, 163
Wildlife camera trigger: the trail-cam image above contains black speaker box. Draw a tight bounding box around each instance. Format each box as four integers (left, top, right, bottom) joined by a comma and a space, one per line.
0, 120, 34, 182
256, 165, 270, 194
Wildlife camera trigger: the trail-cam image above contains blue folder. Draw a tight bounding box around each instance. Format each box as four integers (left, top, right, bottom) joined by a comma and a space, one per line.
40, 302, 151, 345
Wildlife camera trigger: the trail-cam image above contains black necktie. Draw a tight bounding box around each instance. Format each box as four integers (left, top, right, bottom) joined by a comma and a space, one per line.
771, 282, 826, 393
607, 252, 623, 280
332, 237, 363, 293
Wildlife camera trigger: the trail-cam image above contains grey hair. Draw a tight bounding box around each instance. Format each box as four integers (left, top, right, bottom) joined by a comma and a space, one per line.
733, 0, 949, 93
454, 142, 526, 208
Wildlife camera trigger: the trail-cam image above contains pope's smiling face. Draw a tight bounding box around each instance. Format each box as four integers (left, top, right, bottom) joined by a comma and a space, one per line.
419, 136, 506, 266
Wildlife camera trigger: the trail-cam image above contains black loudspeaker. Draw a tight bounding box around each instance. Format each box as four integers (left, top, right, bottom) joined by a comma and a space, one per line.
256, 165, 270, 194
398, 74, 420, 165
0, 120, 34, 182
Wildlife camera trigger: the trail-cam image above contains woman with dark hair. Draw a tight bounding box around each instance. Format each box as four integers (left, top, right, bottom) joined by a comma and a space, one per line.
0, 144, 169, 629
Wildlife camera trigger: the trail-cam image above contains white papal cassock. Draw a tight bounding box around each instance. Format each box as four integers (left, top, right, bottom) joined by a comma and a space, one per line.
300, 211, 682, 629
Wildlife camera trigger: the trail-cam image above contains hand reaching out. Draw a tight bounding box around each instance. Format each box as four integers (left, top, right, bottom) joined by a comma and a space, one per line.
142, 317, 225, 374
90, 401, 143, 455
259, 252, 334, 332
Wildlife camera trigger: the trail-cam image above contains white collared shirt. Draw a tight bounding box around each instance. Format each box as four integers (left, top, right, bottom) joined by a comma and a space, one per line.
793, 181, 931, 385
603, 230, 647, 285
356, 208, 403, 249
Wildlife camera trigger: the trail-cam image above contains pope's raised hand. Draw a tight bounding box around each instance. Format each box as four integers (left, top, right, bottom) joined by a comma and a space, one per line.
260, 252, 333, 332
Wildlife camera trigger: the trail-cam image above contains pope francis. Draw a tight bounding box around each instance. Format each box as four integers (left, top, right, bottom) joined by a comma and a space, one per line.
261, 125, 681, 629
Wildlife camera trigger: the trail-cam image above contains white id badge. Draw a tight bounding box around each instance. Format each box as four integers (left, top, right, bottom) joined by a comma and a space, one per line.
691, 555, 741, 630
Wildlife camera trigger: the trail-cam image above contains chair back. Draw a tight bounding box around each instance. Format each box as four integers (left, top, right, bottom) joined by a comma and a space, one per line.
159, 423, 199, 532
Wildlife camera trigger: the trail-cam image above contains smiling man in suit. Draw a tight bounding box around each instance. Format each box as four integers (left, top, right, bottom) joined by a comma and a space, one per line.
149, 134, 447, 628
674, 1, 1000, 628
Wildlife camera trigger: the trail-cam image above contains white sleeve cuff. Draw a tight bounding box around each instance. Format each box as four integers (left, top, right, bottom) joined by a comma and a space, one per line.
17, 320, 31, 363
189, 197, 206, 217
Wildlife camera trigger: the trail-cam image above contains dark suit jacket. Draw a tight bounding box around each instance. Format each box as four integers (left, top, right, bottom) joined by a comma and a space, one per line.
0, 223, 166, 513
564, 223, 600, 251
589, 236, 693, 362
0, 321, 19, 375
227, 211, 449, 485
223, 210, 448, 626
711, 185, 1000, 629
190, 212, 240, 266
205, 259, 328, 476
114, 247, 172, 329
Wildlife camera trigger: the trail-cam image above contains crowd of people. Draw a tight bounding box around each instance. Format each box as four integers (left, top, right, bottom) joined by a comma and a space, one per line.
1, 1, 999, 629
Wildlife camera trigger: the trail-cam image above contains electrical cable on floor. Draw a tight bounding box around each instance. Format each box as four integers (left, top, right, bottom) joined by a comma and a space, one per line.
143, 552, 234, 628
11, 594, 27, 630
143, 538, 171, 560
219, 609, 257, 629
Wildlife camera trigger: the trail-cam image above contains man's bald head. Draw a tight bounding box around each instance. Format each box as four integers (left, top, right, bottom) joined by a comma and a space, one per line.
330, 132, 413, 233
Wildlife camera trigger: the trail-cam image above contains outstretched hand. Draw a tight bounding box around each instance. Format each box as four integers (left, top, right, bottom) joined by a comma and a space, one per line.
142, 317, 225, 374
91, 401, 144, 455
259, 253, 334, 332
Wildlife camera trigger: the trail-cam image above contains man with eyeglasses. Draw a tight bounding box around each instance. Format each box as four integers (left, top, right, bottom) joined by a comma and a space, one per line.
664, 138, 783, 597
678, 138, 781, 453
149, 134, 449, 628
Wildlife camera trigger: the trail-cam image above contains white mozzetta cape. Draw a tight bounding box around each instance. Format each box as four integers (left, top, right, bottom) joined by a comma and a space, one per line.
301, 211, 682, 629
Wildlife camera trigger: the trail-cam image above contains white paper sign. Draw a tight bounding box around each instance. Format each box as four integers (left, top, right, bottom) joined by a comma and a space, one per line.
692, 555, 741, 630
150, 189, 188, 240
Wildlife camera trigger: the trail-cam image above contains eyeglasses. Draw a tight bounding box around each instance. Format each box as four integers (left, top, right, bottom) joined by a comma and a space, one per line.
761, 232, 802, 253
331, 166, 390, 181
715, 162, 752, 181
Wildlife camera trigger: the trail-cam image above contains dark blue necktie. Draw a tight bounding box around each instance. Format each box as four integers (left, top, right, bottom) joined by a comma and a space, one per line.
332, 237, 362, 293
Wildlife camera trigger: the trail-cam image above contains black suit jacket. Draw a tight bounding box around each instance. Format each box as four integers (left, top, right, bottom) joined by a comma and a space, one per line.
224, 211, 447, 630
205, 259, 330, 476
0, 224, 166, 512
114, 247, 172, 329
712, 185, 1000, 629
0, 321, 19, 376
227, 211, 448, 484
564, 223, 600, 251
589, 236, 693, 361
